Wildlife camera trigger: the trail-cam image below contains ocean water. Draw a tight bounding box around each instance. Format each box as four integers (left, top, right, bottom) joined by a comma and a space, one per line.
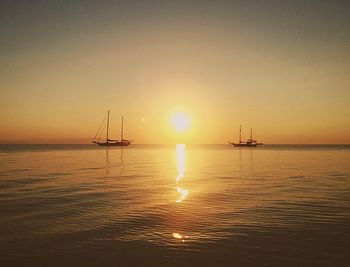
0, 144, 349, 266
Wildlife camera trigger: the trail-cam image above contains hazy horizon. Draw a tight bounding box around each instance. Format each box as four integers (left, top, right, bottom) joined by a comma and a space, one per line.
1, 139, 350, 145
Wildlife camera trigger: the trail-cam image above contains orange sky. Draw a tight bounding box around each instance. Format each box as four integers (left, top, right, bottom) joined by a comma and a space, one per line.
1, 1, 349, 144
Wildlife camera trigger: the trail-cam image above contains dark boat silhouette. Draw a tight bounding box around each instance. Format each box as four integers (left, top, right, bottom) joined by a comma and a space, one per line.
229, 125, 263, 147
93, 110, 133, 146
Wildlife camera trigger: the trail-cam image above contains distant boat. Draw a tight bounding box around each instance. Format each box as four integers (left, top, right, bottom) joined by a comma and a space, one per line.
228, 125, 263, 147
93, 110, 133, 146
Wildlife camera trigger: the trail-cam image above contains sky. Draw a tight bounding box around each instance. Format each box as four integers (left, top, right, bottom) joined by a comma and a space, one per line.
1, 0, 349, 144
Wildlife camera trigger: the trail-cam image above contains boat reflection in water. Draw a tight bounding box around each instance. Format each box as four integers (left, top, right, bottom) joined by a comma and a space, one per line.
175, 144, 188, 203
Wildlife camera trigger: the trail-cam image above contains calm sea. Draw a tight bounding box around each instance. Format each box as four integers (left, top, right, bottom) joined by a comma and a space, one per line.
0, 144, 349, 266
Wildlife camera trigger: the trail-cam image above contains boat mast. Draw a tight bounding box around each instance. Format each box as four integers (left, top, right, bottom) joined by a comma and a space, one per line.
121, 116, 124, 140
106, 110, 110, 142
250, 128, 252, 140
239, 124, 242, 143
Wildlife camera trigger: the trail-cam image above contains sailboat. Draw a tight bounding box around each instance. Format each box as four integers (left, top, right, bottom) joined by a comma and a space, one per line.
93, 110, 133, 146
228, 125, 263, 147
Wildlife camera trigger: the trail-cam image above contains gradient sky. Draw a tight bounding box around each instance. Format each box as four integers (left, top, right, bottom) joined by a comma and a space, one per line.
1, 0, 349, 144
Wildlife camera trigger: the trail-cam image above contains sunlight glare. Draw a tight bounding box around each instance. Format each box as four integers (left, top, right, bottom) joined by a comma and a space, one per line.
172, 112, 190, 132
176, 144, 188, 203
172, 232, 188, 243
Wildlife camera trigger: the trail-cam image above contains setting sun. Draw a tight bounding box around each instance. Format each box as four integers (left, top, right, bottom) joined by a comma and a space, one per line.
171, 112, 190, 132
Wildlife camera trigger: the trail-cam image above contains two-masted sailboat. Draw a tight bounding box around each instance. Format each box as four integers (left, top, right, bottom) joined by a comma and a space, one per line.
229, 125, 263, 147
93, 110, 133, 146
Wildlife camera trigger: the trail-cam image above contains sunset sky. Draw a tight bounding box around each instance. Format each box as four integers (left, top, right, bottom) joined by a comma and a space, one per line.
1, 0, 349, 144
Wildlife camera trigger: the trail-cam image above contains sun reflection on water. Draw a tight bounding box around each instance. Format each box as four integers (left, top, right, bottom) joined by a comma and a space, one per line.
172, 232, 188, 243
175, 144, 188, 203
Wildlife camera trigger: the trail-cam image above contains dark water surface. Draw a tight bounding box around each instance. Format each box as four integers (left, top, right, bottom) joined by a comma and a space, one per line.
0, 144, 349, 266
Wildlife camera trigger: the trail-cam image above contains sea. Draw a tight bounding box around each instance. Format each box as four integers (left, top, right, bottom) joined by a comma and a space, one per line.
0, 144, 349, 266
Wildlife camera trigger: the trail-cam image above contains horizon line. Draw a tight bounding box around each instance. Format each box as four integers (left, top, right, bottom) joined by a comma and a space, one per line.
1, 143, 350, 146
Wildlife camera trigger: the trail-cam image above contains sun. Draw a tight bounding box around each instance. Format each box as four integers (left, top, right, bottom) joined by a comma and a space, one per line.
172, 112, 190, 132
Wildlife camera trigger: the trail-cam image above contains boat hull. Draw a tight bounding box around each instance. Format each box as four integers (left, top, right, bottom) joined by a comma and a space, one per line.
93, 141, 131, 146
228, 142, 263, 147
233, 143, 257, 147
